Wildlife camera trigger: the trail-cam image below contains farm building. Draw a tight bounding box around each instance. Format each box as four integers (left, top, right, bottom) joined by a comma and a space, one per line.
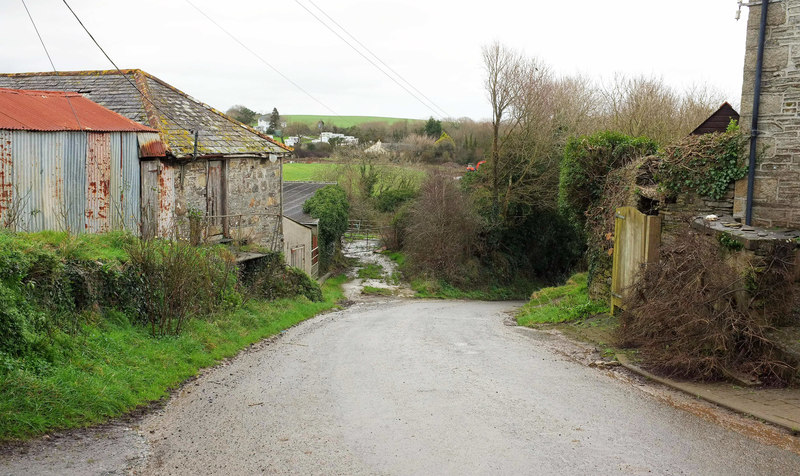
0, 87, 156, 233
0, 70, 292, 246
282, 182, 334, 278
690, 102, 739, 135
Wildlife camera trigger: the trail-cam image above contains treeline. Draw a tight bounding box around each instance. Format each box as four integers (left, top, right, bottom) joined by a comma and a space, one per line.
338, 42, 731, 296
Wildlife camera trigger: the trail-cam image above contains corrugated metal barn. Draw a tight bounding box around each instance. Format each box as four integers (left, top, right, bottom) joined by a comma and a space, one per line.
0, 87, 156, 233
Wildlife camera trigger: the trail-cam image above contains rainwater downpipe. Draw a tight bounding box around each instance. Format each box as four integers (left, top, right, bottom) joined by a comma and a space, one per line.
746, 0, 770, 225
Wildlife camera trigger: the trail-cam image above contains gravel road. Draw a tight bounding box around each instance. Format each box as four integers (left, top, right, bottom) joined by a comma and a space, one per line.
3, 299, 800, 475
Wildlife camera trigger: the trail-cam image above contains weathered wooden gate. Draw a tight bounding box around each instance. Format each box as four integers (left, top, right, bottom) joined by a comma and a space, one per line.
611, 206, 660, 314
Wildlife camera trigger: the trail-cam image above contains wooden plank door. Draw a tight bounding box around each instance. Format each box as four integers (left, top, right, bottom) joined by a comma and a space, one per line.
206, 160, 225, 236
140, 160, 159, 239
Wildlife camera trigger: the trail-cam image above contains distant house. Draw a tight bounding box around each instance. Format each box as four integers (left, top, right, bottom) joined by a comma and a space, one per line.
0, 87, 156, 233
0, 70, 292, 245
282, 182, 334, 277
691, 102, 739, 135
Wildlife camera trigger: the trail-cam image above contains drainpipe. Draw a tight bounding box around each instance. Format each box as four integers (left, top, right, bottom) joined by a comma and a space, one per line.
745, 0, 770, 226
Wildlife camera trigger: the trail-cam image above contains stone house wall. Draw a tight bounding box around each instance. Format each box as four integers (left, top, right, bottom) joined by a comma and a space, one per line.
736, 0, 800, 228
164, 156, 282, 247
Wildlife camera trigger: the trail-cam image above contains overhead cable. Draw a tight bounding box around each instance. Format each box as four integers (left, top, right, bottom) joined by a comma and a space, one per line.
183, 0, 338, 115
61, 0, 194, 132
307, 0, 450, 118
21, 0, 83, 129
295, 0, 446, 119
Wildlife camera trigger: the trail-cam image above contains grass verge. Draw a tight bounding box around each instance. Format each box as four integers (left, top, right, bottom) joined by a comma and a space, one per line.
357, 263, 384, 280
410, 277, 535, 301
515, 273, 608, 325
0, 275, 346, 441
362, 286, 392, 296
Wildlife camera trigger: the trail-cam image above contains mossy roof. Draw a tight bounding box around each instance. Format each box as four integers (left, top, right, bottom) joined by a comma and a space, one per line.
0, 70, 290, 159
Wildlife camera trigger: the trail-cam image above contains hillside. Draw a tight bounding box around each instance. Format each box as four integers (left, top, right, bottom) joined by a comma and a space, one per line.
282, 115, 424, 129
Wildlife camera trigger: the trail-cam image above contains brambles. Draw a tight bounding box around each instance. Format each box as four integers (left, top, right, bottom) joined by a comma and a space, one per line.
619, 233, 798, 385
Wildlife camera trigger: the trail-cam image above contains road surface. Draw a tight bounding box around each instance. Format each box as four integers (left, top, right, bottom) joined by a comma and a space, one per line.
2, 299, 800, 475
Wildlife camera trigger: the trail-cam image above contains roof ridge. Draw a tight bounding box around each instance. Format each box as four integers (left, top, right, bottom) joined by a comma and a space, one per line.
133, 71, 291, 153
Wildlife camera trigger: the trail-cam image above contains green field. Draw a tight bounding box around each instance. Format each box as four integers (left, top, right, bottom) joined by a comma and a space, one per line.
283, 163, 338, 181
282, 115, 423, 129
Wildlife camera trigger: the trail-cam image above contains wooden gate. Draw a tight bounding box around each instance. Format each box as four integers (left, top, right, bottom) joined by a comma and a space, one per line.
611, 206, 660, 315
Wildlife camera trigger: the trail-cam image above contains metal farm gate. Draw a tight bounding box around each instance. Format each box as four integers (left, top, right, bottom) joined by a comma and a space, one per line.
610, 206, 660, 315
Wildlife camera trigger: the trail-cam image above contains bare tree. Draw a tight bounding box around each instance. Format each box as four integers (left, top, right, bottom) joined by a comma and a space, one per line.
483, 42, 528, 213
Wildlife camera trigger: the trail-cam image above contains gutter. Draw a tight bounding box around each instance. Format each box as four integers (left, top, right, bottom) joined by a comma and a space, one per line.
745, 0, 770, 225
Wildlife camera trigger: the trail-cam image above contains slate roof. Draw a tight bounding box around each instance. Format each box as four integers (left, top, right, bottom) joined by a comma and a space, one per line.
283, 182, 335, 225
0, 87, 154, 132
691, 102, 740, 135
0, 70, 290, 158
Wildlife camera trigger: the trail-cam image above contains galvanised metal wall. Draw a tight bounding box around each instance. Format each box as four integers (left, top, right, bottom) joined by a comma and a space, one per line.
3, 130, 140, 234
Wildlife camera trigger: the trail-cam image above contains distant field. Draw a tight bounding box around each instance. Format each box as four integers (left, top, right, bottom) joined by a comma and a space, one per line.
283, 163, 337, 181
283, 162, 428, 186
282, 115, 424, 129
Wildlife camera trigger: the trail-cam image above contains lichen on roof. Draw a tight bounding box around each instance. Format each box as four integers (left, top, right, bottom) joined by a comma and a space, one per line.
0, 69, 291, 159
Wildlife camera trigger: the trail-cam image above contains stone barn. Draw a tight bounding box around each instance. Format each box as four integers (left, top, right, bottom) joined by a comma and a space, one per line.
0, 70, 292, 246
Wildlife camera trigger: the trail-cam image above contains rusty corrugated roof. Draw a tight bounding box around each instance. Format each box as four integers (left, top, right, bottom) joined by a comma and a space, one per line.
0, 70, 291, 158
0, 87, 156, 132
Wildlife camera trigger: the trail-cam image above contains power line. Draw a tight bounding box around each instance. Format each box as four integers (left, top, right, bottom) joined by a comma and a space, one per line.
183, 0, 338, 115
294, 0, 446, 119
21, 0, 83, 129
61, 0, 194, 132
306, 0, 450, 118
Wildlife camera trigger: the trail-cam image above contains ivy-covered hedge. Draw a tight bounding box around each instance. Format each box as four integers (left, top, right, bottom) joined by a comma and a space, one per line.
559, 131, 658, 225
656, 121, 747, 200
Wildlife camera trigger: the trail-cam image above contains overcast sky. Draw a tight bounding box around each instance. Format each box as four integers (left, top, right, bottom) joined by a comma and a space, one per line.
1, 0, 749, 121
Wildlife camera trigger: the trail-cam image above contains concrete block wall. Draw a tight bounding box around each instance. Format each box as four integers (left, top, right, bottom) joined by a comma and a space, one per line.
736, 0, 800, 228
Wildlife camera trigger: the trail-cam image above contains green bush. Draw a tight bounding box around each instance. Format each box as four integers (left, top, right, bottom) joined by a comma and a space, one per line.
240, 252, 323, 302
375, 189, 417, 213
303, 185, 350, 272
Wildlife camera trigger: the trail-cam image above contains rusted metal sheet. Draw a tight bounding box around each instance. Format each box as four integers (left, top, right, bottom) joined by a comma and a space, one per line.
1, 130, 140, 235
0, 130, 12, 226
86, 132, 111, 233
110, 132, 141, 232
158, 163, 175, 237
137, 132, 167, 158
0, 87, 155, 132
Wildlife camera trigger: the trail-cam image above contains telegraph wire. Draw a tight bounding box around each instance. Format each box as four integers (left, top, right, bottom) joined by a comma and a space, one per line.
183, 0, 338, 115
306, 0, 451, 118
21, 0, 83, 129
61, 0, 194, 133
294, 0, 445, 119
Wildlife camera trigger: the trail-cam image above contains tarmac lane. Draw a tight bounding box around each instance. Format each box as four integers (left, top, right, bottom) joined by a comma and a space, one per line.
3, 299, 800, 475
137, 299, 800, 475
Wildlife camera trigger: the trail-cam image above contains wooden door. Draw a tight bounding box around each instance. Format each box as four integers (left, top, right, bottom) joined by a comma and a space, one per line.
206, 160, 225, 236
140, 160, 159, 239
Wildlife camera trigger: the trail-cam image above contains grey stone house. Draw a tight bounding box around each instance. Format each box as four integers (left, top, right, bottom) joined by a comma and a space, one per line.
737, 1, 800, 228
0, 70, 292, 246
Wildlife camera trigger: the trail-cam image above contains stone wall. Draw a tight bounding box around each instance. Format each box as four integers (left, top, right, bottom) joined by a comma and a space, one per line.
736, 0, 800, 228
168, 156, 282, 247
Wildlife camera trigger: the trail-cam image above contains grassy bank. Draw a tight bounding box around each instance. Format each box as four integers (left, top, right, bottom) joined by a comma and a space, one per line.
515, 273, 608, 325
0, 230, 346, 440
0, 275, 345, 441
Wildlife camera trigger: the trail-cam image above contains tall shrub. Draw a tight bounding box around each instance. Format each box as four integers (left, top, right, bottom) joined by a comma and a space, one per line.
303, 185, 350, 272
